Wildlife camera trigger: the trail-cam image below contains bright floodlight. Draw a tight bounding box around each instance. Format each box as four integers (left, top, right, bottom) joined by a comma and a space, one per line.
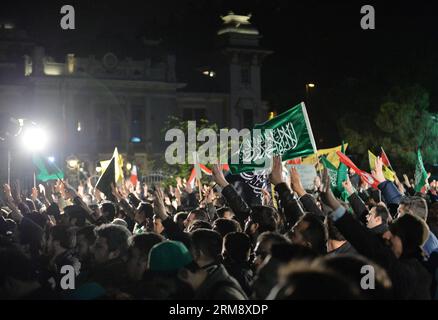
48, 156, 55, 163
21, 126, 48, 152
307, 83, 315, 88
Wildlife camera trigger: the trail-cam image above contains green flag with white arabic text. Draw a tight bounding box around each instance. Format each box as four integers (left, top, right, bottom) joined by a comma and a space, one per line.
415, 149, 428, 192
229, 102, 317, 174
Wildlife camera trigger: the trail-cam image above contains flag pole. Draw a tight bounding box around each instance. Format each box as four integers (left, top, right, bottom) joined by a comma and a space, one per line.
271, 183, 278, 209
7, 149, 11, 186
47, 160, 67, 187
197, 177, 202, 199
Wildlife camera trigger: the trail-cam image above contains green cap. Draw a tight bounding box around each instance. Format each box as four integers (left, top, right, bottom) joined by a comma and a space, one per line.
148, 240, 194, 273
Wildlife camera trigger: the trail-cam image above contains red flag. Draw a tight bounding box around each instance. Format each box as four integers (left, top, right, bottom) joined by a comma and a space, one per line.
380, 147, 392, 169
187, 167, 196, 188
336, 151, 380, 189
130, 165, 138, 185
287, 158, 302, 165
199, 164, 212, 175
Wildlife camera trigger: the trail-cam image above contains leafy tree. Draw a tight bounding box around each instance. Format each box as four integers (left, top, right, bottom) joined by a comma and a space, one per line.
338, 85, 438, 175
159, 116, 221, 186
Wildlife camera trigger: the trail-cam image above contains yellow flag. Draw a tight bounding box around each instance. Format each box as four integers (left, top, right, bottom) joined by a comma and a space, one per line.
368, 150, 395, 181
302, 144, 348, 169
100, 148, 124, 183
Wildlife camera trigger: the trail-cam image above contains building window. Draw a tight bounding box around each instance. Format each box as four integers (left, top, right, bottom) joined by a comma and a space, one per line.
95, 105, 107, 141
110, 114, 121, 142
242, 109, 254, 128
241, 66, 251, 85
183, 108, 206, 121
131, 105, 145, 143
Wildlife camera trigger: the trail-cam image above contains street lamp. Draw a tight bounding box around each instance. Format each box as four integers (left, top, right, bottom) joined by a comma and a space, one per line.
21, 125, 49, 152
305, 83, 316, 105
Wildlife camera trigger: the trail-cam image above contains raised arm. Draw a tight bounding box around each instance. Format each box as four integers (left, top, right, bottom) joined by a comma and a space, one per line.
212, 164, 251, 225
270, 156, 304, 227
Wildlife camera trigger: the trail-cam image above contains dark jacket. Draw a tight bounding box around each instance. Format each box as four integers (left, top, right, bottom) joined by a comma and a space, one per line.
334, 210, 432, 299
221, 185, 252, 227
274, 183, 304, 228
370, 223, 389, 236
348, 192, 369, 225
327, 241, 357, 256
223, 259, 254, 297
161, 217, 192, 249
378, 181, 402, 205
86, 257, 128, 290
194, 264, 248, 300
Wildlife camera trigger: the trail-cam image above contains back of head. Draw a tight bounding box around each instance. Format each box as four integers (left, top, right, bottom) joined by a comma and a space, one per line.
49, 225, 76, 250
251, 206, 279, 233
64, 205, 88, 227
400, 196, 428, 220
325, 217, 345, 242
111, 218, 128, 229
188, 220, 212, 232
213, 218, 242, 238
130, 232, 164, 255
191, 229, 222, 263
174, 212, 188, 223
24, 211, 49, 230
77, 225, 96, 245
190, 209, 208, 222
137, 202, 154, 219
319, 254, 393, 299
389, 213, 429, 258
217, 207, 233, 219
280, 267, 360, 300
223, 232, 251, 263
0, 248, 38, 298
94, 223, 131, 257
271, 243, 318, 263
301, 213, 327, 255
257, 231, 289, 248
428, 201, 438, 224
100, 202, 117, 222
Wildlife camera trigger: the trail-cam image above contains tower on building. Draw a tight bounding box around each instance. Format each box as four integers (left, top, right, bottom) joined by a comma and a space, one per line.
217, 12, 272, 129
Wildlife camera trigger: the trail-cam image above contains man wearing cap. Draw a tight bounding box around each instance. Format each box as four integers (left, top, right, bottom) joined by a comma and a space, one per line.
148, 240, 247, 300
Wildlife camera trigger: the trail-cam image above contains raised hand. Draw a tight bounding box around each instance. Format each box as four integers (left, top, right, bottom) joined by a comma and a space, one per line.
135, 181, 142, 196
261, 188, 271, 206
3, 184, 13, 201
77, 181, 85, 198
290, 166, 306, 197
143, 183, 148, 198
320, 168, 341, 211
174, 186, 182, 205
342, 176, 354, 196
64, 183, 78, 200
31, 187, 39, 201
403, 174, 412, 188
94, 188, 103, 202
176, 176, 183, 189
111, 183, 122, 201
212, 164, 229, 188
269, 155, 284, 186
314, 175, 322, 191
372, 156, 385, 183
185, 180, 193, 194
153, 187, 168, 220
201, 187, 215, 205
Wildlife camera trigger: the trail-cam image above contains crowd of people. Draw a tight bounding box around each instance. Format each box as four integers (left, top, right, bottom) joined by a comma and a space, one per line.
1, 155, 438, 300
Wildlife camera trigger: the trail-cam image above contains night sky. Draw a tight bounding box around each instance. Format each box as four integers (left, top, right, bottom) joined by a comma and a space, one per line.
2, 0, 438, 146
